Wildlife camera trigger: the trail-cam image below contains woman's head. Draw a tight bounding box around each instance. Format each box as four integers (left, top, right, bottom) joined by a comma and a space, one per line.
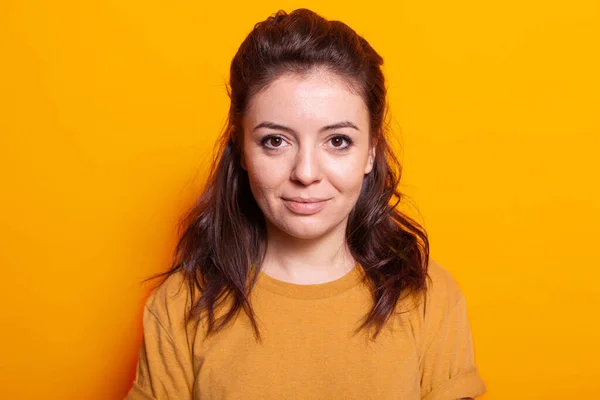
227, 8, 388, 240
149, 8, 429, 341
241, 70, 375, 240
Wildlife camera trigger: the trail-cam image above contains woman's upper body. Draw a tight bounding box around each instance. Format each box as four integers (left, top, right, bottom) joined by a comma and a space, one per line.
125, 258, 485, 400
125, 8, 486, 399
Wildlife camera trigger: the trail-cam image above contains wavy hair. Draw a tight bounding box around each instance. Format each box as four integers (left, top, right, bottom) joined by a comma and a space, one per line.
145, 8, 429, 341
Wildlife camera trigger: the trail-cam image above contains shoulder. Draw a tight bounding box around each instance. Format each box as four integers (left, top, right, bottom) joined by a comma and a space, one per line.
402, 258, 469, 345
423, 258, 466, 311
144, 269, 192, 328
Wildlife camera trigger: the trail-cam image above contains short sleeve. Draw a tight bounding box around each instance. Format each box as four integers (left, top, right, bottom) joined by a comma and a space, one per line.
125, 273, 195, 400
418, 262, 486, 400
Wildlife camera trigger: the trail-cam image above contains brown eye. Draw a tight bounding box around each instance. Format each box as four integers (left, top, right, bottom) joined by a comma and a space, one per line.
261, 135, 286, 149
328, 135, 352, 149
269, 137, 283, 147
331, 137, 344, 147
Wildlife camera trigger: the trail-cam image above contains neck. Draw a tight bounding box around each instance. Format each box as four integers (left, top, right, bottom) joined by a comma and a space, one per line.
260, 218, 356, 284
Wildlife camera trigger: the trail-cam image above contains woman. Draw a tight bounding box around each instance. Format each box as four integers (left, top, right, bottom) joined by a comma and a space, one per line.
125, 8, 486, 400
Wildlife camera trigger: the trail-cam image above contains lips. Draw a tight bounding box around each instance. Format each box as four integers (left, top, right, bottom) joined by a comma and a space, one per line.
282, 197, 330, 215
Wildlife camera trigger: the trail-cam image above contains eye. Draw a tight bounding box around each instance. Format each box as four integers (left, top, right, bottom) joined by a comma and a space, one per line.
328, 135, 353, 150
260, 135, 288, 150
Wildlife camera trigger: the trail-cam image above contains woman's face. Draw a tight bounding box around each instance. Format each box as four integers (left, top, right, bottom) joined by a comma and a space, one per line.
241, 70, 375, 240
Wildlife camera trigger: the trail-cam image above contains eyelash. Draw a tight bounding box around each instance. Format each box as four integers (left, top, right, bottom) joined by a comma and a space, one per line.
260, 135, 354, 151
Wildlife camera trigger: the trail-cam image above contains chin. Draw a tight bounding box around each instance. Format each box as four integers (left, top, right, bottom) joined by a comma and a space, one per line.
287, 228, 328, 240
276, 219, 331, 240
277, 216, 343, 240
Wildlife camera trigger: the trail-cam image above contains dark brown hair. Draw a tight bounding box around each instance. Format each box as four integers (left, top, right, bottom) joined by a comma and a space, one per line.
145, 8, 429, 341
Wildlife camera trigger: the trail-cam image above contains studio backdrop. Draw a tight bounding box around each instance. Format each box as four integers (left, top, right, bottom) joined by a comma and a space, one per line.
1, 1, 598, 399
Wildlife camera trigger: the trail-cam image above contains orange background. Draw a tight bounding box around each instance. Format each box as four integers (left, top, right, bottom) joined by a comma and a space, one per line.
1, 1, 598, 399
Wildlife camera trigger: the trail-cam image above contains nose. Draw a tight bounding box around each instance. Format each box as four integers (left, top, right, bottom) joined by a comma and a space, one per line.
290, 144, 322, 185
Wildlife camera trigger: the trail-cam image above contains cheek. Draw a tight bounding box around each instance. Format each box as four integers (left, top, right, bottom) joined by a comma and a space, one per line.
325, 157, 367, 192
246, 157, 288, 198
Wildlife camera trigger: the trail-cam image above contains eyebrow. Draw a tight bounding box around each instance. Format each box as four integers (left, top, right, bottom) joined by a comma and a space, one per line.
252, 121, 360, 134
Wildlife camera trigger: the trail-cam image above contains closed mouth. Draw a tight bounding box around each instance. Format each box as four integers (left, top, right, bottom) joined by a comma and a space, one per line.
281, 197, 330, 214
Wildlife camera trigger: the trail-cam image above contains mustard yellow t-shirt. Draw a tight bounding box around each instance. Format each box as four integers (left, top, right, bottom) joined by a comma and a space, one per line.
125, 259, 486, 399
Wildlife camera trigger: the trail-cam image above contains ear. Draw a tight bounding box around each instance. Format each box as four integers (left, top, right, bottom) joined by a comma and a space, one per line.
364, 142, 376, 175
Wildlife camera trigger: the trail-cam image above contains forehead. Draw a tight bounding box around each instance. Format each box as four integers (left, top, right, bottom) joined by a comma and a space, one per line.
243, 71, 369, 131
